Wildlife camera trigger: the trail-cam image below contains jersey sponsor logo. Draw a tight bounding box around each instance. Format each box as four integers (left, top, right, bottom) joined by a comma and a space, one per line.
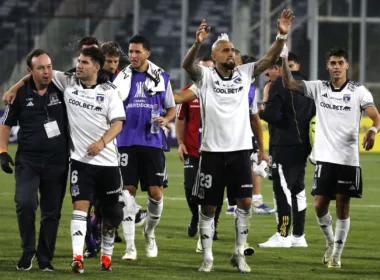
343, 94, 351, 103
213, 86, 243, 94
68, 98, 102, 112
320, 102, 351, 111
134, 82, 146, 98
241, 184, 253, 188
96, 94, 105, 104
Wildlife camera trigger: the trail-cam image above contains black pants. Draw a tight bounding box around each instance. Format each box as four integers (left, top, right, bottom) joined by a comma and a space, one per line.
14, 153, 68, 263
272, 161, 307, 237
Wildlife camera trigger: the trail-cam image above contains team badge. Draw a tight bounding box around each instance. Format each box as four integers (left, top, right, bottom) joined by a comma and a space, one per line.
233, 77, 242, 84
96, 94, 105, 104
71, 185, 80, 197
343, 94, 351, 103
48, 92, 61, 106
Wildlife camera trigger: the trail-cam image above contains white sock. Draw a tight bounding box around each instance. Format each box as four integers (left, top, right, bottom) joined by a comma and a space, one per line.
71, 210, 87, 258
316, 212, 334, 246
235, 208, 251, 255
252, 194, 263, 207
101, 229, 115, 257
199, 211, 214, 261
145, 196, 163, 237
121, 190, 136, 249
333, 218, 350, 258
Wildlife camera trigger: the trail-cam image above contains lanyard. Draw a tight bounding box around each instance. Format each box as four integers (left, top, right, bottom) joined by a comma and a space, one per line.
44, 90, 51, 120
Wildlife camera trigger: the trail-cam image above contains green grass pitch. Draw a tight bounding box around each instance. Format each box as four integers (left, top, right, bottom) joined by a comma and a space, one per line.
0, 144, 379, 279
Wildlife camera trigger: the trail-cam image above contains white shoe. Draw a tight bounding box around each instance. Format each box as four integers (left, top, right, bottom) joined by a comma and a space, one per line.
143, 227, 158, 257
258, 232, 292, 248
290, 234, 308, 247
198, 260, 214, 272
122, 245, 137, 260
230, 253, 251, 273
322, 245, 333, 265
196, 237, 203, 253
328, 255, 341, 268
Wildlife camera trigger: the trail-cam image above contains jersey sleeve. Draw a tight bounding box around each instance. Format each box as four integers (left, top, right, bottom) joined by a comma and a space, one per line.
0, 103, 19, 127
163, 81, 175, 109
358, 86, 375, 109
188, 84, 200, 97
194, 65, 208, 92
238, 62, 255, 80
250, 98, 258, 115
52, 70, 72, 91
301, 80, 321, 100
176, 102, 188, 120
107, 88, 126, 123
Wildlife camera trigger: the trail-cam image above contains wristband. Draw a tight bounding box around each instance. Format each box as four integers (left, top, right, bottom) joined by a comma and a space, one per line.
276, 33, 288, 40
369, 127, 378, 134
101, 137, 106, 148
0, 149, 7, 154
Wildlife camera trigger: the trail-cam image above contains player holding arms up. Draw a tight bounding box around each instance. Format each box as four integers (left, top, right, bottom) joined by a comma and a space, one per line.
282, 47, 380, 268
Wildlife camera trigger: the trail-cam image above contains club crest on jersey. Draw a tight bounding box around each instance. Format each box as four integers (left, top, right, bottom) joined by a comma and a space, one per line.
233, 77, 242, 84
343, 94, 351, 103
48, 92, 60, 106
96, 94, 105, 104
71, 185, 80, 197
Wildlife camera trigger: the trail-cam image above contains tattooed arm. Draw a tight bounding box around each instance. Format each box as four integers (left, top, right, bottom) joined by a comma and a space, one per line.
182, 19, 211, 81
282, 56, 306, 94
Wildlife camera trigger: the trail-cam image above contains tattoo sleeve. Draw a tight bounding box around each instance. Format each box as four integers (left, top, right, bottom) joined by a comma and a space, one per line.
182, 42, 203, 82
282, 56, 306, 94
253, 39, 285, 76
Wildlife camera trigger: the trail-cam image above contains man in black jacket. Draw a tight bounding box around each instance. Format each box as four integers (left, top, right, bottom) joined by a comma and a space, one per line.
258, 55, 315, 248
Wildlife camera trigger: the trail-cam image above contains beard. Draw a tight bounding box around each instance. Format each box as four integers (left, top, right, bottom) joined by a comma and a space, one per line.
221, 61, 235, 70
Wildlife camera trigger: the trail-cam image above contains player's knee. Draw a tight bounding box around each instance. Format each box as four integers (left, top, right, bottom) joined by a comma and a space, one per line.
101, 203, 123, 229
124, 185, 137, 196
314, 199, 328, 216
15, 196, 38, 213
148, 186, 163, 201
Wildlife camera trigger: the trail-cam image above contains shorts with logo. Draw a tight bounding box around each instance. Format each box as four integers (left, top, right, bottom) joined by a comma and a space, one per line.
192, 150, 253, 206
69, 159, 122, 205
118, 146, 166, 191
311, 161, 362, 199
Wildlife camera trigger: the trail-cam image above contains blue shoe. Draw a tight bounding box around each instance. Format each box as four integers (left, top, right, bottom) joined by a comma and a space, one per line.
253, 204, 275, 214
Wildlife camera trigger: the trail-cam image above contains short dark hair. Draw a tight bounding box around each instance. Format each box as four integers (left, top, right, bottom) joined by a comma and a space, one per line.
79, 47, 105, 68
288, 52, 298, 63
78, 36, 99, 51
325, 47, 348, 62
26, 49, 50, 69
129, 35, 151, 51
101, 41, 121, 57
241, 55, 256, 64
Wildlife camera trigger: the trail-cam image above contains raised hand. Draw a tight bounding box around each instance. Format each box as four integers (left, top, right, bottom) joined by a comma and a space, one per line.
277, 9, 295, 35
196, 19, 211, 44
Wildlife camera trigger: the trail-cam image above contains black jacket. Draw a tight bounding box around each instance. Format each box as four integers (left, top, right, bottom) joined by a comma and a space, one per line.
259, 71, 315, 164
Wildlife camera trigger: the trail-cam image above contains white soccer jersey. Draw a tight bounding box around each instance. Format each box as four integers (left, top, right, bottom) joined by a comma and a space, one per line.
53, 71, 126, 166
194, 64, 255, 152
303, 80, 374, 166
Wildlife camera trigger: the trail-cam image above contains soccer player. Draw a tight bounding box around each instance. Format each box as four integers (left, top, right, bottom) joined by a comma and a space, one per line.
282, 47, 380, 268
113, 35, 176, 260
4, 47, 126, 272
180, 10, 294, 273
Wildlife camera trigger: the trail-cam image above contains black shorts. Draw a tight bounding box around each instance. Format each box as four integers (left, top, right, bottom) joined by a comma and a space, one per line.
184, 155, 200, 192
311, 161, 362, 199
118, 146, 166, 191
69, 159, 122, 205
192, 150, 253, 206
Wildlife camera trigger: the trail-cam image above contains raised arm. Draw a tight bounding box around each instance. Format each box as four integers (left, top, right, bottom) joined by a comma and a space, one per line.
254, 9, 295, 76
282, 55, 306, 94
182, 19, 211, 81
